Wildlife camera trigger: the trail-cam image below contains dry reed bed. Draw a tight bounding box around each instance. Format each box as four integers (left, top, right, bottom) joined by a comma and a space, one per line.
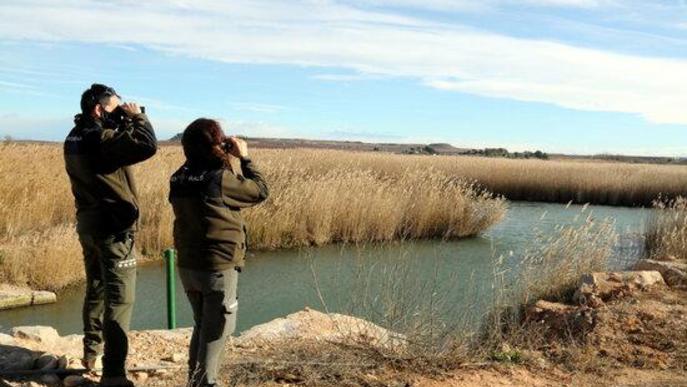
306, 152, 687, 206
0, 143, 505, 290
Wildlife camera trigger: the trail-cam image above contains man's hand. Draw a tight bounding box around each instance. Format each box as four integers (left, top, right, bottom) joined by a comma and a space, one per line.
227, 137, 249, 159
121, 102, 142, 116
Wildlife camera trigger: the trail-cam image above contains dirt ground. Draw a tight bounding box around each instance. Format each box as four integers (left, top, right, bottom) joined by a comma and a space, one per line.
1, 286, 686, 386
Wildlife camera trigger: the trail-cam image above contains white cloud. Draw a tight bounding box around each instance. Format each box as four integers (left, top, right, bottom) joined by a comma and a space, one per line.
312, 73, 384, 81
0, 1, 686, 125
348, 0, 610, 11
515, 0, 610, 7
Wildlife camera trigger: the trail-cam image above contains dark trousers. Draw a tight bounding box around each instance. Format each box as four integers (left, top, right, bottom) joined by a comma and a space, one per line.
78, 231, 137, 378
179, 267, 239, 387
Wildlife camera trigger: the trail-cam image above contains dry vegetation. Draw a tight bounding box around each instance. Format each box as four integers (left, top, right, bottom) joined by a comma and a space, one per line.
482, 213, 618, 353
456, 156, 687, 206
646, 197, 687, 261
515, 213, 618, 304
0, 143, 505, 290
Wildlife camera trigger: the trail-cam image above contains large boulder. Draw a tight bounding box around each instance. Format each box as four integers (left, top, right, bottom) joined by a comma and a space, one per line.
633, 260, 687, 287
235, 308, 405, 350
0, 333, 16, 346
573, 271, 665, 307
0, 292, 32, 310
0, 347, 36, 371
0, 285, 56, 310
11, 326, 60, 345
32, 291, 57, 305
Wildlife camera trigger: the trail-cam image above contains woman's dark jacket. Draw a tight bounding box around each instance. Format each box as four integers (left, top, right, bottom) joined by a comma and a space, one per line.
169, 157, 269, 271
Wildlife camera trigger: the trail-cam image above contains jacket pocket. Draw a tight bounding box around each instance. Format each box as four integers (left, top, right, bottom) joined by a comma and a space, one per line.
102, 200, 139, 233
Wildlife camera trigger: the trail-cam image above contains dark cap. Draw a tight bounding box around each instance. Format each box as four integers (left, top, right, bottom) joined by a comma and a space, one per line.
80, 83, 121, 114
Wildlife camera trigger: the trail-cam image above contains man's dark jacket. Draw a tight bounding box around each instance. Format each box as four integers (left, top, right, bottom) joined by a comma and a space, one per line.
169, 158, 269, 271
64, 113, 157, 236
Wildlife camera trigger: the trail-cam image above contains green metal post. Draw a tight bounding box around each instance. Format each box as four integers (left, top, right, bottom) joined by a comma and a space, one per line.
163, 248, 177, 329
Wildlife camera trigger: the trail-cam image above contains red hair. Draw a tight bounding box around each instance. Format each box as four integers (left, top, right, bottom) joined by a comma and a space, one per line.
181, 118, 231, 169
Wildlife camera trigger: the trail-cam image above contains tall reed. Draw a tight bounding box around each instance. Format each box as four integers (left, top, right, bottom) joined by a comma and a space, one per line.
0, 143, 505, 290
645, 197, 687, 261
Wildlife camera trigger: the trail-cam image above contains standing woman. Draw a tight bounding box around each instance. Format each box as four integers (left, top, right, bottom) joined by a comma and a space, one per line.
169, 118, 269, 387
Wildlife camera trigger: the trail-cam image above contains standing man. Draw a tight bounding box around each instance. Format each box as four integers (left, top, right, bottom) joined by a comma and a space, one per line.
64, 83, 157, 387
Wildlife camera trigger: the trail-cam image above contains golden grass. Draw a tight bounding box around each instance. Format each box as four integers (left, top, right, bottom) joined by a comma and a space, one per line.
0, 143, 505, 290
445, 156, 687, 207
262, 149, 687, 206
516, 213, 618, 304
646, 197, 687, 261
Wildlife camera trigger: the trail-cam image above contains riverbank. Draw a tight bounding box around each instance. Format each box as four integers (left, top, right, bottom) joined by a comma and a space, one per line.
1, 266, 685, 386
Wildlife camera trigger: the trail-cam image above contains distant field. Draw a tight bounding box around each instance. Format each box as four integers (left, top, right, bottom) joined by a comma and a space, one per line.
0, 143, 505, 290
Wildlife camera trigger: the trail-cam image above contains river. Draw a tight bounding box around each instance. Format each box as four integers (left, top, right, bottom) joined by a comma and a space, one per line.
0, 202, 650, 336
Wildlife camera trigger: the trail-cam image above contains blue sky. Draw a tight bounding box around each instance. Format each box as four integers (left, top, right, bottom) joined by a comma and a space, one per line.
0, 0, 686, 156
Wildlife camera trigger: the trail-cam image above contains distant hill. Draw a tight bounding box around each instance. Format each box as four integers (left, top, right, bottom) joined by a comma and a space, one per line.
166, 135, 470, 155
163, 134, 686, 165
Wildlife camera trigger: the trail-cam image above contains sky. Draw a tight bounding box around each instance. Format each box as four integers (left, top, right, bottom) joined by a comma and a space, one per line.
0, 0, 686, 156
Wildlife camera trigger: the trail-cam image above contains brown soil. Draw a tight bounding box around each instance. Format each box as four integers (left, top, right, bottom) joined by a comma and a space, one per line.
130, 285, 687, 386
2, 287, 686, 386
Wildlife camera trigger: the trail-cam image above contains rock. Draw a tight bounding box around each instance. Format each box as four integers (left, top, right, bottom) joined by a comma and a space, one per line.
133, 371, 149, 384
153, 368, 171, 377
0, 333, 16, 346
57, 355, 69, 369
0, 293, 31, 310
67, 357, 83, 369
235, 308, 405, 350
0, 286, 56, 310
11, 326, 60, 344
0, 348, 36, 371
63, 375, 87, 386
573, 271, 665, 306
57, 334, 86, 358
31, 291, 57, 305
163, 352, 184, 363
40, 373, 61, 385
34, 354, 58, 370
634, 260, 687, 287
525, 300, 596, 338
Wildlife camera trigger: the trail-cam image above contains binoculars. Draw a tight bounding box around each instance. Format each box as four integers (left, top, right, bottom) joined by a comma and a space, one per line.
109, 105, 146, 130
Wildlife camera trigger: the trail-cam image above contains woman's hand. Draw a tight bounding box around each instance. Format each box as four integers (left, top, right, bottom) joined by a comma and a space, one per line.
120, 102, 142, 116
227, 136, 249, 159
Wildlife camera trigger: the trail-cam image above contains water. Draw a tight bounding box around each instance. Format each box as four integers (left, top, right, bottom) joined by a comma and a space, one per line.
0, 202, 650, 336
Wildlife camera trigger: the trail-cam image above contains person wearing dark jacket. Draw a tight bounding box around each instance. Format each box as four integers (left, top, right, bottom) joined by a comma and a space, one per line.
169, 118, 269, 387
64, 83, 157, 387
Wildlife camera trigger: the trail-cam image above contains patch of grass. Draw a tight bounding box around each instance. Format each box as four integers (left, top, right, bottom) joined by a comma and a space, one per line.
646, 197, 687, 261
490, 343, 523, 363
480, 212, 618, 361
